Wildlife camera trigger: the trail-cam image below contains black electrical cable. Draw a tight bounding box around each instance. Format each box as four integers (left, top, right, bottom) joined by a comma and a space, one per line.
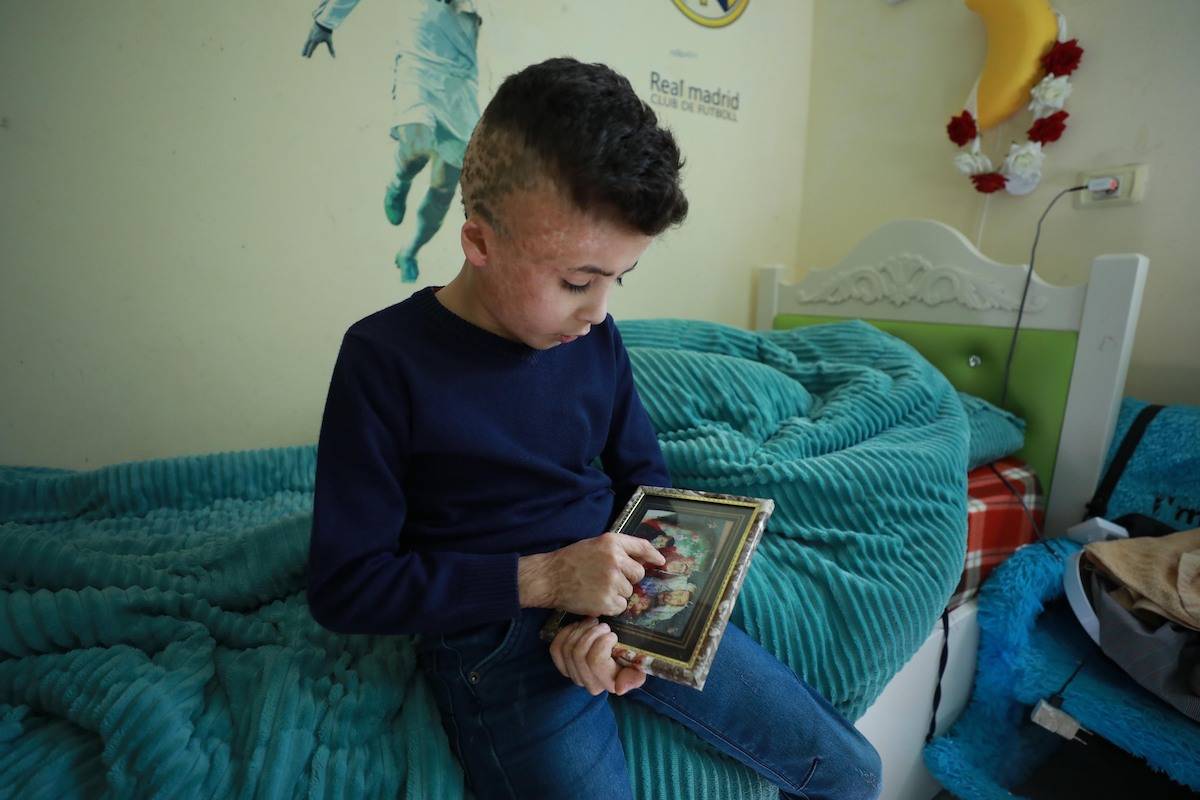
998, 184, 1089, 408
987, 461, 1062, 559
988, 463, 1046, 541
925, 608, 951, 744
1054, 658, 1088, 699
928, 183, 1090, 747
993, 184, 1091, 550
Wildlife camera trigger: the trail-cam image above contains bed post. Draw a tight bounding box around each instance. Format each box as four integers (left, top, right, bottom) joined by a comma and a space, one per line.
1045, 253, 1149, 536
755, 266, 783, 331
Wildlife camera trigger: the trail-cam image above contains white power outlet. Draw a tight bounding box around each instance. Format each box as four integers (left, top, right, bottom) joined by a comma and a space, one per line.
1075, 163, 1149, 209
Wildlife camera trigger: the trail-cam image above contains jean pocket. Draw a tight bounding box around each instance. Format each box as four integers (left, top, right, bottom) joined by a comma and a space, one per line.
439, 614, 524, 684
798, 756, 820, 794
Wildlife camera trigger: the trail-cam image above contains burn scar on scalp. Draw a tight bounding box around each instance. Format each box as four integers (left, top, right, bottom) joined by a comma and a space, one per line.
460, 120, 549, 236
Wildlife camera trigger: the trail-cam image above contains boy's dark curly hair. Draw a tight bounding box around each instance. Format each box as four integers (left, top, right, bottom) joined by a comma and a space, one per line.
460, 57, 688, 236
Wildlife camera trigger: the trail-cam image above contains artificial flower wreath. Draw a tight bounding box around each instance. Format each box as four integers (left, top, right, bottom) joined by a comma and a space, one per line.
947, 19, 1084, 195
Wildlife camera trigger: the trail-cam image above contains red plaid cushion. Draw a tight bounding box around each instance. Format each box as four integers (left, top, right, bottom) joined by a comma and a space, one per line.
946, 457, 1044, 611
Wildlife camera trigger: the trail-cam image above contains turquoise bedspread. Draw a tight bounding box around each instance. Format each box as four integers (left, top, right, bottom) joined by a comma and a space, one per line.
0, 319, 968, 799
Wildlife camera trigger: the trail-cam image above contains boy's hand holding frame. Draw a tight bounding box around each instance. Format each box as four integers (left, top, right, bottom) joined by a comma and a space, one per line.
519, 531, 666, 696
539, 487, 774, 691
520, 532, 667, 617
548, 616, 648, 696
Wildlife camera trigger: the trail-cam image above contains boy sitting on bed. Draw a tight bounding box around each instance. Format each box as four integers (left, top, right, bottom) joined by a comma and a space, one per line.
307, 56, 881, 800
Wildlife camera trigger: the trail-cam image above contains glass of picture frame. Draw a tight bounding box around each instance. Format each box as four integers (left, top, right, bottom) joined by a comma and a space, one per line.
540, 486, 774, 690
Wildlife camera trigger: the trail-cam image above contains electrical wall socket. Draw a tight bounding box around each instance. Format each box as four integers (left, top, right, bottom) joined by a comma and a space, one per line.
1075, 163, 1149, 209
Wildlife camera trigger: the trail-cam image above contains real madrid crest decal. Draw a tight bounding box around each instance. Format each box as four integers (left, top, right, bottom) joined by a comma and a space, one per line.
671, 0, 749, 29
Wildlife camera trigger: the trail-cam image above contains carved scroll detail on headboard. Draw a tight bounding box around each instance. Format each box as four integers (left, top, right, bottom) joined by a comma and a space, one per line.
795, 253, 1048, 312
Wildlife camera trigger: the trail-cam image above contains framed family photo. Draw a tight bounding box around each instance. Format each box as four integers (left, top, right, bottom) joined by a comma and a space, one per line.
540, 487, 774, 690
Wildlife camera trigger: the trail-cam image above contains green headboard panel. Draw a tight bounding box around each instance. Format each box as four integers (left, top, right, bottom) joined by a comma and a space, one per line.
774, 314, 1078, 492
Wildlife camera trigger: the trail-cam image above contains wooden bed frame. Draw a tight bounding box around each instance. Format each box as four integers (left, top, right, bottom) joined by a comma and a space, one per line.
752, 218, 1148, 800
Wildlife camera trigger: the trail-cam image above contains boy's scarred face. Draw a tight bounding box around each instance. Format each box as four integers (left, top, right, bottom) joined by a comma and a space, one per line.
458, 180, 653, 350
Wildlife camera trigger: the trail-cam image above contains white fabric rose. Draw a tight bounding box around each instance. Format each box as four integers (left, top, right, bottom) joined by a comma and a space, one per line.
1001, 141, 1045, 195
953, 138, 992, 175
1029, 75, 1072, 118
954, 150, 994, 176
1002, 141, 1045, 181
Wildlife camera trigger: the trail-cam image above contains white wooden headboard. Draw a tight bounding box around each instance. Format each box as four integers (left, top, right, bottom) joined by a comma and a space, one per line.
754, 219, 1148, 537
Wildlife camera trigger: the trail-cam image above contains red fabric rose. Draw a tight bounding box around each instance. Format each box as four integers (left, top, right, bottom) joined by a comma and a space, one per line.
946, 110, 978, 146
971, 172, 1007, 193
1027, 110, 1069, 144
1041, 38, 1083, 76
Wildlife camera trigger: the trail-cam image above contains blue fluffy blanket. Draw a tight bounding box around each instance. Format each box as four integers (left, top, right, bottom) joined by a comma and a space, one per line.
0, 319, 968, 799
924, 538, 1200, 796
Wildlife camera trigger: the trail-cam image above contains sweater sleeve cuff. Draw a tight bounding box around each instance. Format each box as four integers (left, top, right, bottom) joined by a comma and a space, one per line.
455, 551, 522, 625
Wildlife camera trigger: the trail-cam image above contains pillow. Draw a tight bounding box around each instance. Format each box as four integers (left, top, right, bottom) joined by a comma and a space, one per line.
960, 391, 1026, 470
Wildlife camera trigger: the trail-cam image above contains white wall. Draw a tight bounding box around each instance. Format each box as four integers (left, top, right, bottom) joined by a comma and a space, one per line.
0, 1, 814, 469
7, 0, 1192, 471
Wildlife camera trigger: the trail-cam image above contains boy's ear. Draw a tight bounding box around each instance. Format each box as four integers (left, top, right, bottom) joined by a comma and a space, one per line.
461, 218, 490, 268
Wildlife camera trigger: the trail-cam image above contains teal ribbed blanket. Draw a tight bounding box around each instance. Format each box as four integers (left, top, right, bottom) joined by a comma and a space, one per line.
0, 319, 968, 799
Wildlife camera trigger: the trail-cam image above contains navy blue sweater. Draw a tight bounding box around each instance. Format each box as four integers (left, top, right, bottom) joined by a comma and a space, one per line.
307, 286, 671, 636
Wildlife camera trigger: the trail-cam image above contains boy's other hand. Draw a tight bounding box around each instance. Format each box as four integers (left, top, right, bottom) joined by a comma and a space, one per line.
543, 532, 666, 617
549, 617, 647, 696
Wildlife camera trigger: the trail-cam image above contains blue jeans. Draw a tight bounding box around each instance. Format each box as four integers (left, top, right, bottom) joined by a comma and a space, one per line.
415, 607, 881, 800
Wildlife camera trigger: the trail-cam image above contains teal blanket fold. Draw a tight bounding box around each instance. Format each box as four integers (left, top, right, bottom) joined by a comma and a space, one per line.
0, 318, 968, 799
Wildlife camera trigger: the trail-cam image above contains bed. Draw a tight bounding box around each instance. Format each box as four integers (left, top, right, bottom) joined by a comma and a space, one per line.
0, 219, 1147, 800
753, 218, 1148, 800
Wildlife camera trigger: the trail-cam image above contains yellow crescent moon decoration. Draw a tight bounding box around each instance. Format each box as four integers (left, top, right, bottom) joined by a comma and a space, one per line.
965, 0, 1058, 130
